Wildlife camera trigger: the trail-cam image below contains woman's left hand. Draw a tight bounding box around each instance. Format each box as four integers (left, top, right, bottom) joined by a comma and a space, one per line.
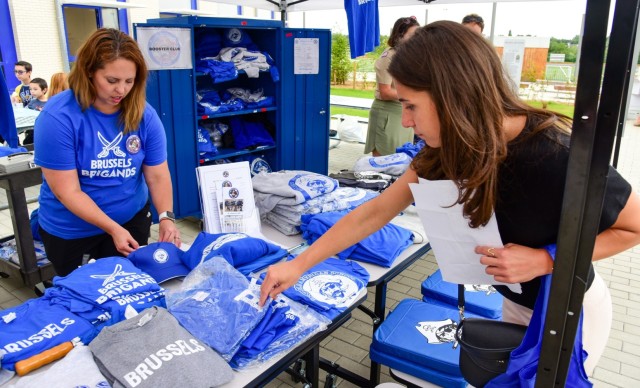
475, 243, 554, 283
158, 220, 181, 248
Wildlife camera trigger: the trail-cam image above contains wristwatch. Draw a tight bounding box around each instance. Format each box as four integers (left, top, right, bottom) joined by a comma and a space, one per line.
158, 211, 175, 222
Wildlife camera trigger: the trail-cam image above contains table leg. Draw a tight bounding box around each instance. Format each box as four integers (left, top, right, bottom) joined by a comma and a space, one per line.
303, 345, 320, 388
6, 185, 39, 285
369, 282, 388, 386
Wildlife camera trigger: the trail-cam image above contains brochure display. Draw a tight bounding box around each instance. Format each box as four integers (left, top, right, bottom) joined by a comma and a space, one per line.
196, 161, 260, 235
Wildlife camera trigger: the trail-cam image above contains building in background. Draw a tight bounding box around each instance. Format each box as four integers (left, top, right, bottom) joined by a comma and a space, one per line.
493, 36, 551, 84
0, 0, 275, 91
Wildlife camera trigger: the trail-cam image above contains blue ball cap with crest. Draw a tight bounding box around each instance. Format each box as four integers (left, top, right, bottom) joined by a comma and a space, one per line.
127, 242, 190, 284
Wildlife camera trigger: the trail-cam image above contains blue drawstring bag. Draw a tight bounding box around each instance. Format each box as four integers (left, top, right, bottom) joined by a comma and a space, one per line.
485, 244, 592, 387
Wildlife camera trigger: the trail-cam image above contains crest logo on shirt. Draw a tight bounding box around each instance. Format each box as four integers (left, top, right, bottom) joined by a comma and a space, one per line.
416, 319, 458, 345
126, 135, 141, 154
97, 131, 126, 158
289, 174, 337, 201
90, 264, 138, 286
296, 271, 361, 308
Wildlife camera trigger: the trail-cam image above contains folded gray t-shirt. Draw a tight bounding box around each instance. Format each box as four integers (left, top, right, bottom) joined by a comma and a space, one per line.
89, 306, 233, 388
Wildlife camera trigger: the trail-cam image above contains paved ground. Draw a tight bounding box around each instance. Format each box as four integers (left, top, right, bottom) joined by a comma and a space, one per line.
2, 121, 640, 387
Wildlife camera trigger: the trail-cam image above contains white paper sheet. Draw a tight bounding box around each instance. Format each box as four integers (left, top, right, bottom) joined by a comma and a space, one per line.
294, 38, 319, 74
409, 178, 521, 293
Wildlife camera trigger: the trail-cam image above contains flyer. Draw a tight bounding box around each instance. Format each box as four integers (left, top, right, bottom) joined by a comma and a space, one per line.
196, 161, 260, 235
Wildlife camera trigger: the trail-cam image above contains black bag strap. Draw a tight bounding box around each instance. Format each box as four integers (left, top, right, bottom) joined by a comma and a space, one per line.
458, 284, 466, 322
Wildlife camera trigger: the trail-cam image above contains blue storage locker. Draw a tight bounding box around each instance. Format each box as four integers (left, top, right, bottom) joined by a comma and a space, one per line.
134, 17, 331, 219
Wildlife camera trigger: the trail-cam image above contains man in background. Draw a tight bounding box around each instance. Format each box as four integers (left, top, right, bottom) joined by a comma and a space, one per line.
462, 14, 484, 34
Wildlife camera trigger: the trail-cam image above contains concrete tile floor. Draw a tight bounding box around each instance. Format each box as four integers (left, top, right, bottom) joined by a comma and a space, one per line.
2, 122, 640, 387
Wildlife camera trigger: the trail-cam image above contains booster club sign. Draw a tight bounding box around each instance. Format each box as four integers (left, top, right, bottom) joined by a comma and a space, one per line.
136, 27, 193, 70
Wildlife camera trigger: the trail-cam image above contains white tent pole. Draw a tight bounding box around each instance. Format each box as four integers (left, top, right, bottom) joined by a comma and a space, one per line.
490, 1, 497, 44
424, 8, 428, 26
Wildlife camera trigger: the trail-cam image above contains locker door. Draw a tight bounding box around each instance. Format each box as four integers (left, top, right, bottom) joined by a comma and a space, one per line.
280, 28, 331, 175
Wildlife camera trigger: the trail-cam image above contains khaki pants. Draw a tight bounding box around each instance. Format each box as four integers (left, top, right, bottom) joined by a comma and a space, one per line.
502, 270, 611, 376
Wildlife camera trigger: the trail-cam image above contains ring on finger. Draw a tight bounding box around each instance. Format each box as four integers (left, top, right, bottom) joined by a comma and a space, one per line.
487, 247, 496, 257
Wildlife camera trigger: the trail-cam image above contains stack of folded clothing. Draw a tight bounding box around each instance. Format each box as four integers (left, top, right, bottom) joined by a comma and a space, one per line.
196, 89, 244, 116
181, 231, 288, 276
0, 238, 49, 267
223, 87, 274, 109
197, 88, 274, 116
229, 286, 330, 369
90, 306, 233, 387
261, 256, 369, 319
195, 59, 238, 83
229, 116, 275, 150
167, 257, 329, 370
329, 170, 395, 192
267, 187, 379, 235
42, 257, 166, 329
300, 210, 414, 267
253, 170, 345, 235
198, 125, 218, 159
0, 298, 98, 372
354, 152, 412, 177
195, 29, 223, 60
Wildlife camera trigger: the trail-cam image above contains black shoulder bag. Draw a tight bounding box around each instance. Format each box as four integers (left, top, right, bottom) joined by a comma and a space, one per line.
454, 284, 527, 387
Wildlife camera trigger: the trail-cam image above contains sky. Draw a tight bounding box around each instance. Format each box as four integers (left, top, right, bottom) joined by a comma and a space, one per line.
284, 0, 616, 41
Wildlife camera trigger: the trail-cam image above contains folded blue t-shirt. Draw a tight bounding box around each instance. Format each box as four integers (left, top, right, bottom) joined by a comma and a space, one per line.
182, 231, 286, 274
262, 257, 369, 319
51, 257, 166, 326
0, 298, 98, 371
301, 211, 413, 267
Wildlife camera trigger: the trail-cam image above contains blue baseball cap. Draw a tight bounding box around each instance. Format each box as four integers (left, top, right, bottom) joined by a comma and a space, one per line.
127, 242, 190, 283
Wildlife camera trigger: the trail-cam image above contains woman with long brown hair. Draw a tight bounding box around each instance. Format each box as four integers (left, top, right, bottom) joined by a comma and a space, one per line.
260, 21, 640, 376
34, 28, 180, 276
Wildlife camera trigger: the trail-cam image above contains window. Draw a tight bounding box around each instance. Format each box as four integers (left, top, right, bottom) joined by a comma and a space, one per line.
62, 5, 122, 64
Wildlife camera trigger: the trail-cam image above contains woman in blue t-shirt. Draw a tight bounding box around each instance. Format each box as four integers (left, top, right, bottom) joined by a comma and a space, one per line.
260, 21, 640, 377
34, 29, 180, 276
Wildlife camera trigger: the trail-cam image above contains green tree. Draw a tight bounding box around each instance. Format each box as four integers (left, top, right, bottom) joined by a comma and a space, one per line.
331, 33, 351, 84
369, 35, 389, 59
548, 37, 578, 62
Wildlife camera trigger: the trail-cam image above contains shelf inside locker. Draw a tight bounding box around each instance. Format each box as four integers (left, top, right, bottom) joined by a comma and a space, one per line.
195, 68, 271, 82
199, 145, 276, 165
197, 106, 276, 120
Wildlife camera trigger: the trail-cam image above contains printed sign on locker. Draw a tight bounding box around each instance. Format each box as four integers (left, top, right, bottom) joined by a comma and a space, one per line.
136, 27, 193, 70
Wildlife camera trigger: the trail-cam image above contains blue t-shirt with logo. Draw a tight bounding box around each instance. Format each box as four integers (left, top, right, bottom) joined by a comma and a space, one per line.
50, 257, 166, 327
34, 90, 167, 238
262, 257, 369, 319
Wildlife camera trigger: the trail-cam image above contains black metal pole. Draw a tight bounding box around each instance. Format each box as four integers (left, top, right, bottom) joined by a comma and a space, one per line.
536, 0, 640, 386
612, 7, 640, 169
